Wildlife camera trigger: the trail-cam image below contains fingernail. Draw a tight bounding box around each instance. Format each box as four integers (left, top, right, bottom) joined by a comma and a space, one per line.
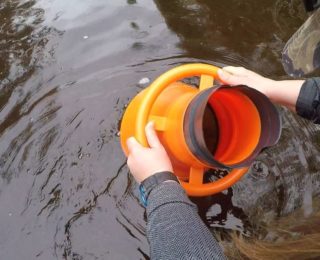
147, 121, 154, 127
218, 69, 224, 76
127, 136, 135, 143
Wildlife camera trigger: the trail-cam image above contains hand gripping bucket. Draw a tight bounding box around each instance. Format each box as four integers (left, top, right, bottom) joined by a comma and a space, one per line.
120, 64, 281, 196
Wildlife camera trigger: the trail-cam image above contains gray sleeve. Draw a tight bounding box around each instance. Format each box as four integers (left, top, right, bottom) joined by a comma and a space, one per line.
146, 181, 226, 260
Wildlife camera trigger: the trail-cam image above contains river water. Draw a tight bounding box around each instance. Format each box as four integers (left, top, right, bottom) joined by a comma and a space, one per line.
0, 0, 320, 259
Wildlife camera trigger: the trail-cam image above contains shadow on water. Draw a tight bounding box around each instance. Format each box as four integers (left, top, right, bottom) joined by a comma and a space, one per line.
0, 0, 320, 259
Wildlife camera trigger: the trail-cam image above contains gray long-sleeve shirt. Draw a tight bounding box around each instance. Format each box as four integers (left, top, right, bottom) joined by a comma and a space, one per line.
146, 181, 226, 260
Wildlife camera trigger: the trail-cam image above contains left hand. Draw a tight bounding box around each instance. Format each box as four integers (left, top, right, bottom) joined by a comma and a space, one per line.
126, 121, 173, 183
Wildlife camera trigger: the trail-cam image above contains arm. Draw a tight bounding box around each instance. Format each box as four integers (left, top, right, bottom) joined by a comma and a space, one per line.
217, 67, 304, 111
270, 80, 304, 111
126, 122, 226, 260
146, 181, 226, 260
218, 67, 320, 123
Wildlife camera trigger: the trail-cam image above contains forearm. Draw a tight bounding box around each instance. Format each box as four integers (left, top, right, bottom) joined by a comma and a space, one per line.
267, 77, 320, 123
267, 79, 305, 111
146, 182, 226, 260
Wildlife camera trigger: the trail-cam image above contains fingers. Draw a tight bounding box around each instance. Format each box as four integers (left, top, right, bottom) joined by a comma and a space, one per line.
218, 68, 229, 80
222, 66, 246, 75
218, 68, 238, 85
126, 121, 162, 153
145, 121, 162, 148
126, 137, 142, 153
218, 66, 248, 85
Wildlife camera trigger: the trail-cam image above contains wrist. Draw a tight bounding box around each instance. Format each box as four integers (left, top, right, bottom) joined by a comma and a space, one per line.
268, 79, 305, 108
139, 171, 179, 207
263, 78, 278, 101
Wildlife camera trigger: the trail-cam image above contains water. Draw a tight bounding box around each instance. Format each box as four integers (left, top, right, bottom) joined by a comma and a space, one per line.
0, 0, 319, 259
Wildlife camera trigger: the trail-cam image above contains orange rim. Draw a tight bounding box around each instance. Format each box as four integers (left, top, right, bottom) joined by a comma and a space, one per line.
134, 63, 249, 196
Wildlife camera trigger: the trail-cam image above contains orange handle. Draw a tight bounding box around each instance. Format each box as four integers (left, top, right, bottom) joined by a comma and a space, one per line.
133, 63, 249, 196
135, 63, 219, 147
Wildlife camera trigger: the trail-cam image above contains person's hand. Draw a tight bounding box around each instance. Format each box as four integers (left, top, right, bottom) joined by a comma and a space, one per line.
217, 66, 276, 98
126, 121, 173, 183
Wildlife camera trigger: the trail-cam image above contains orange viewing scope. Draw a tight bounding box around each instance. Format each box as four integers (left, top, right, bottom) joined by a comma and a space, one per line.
120, 63, 281, 197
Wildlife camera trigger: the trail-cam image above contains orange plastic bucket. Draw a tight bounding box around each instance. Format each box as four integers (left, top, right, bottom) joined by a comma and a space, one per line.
120, 64, 281, 196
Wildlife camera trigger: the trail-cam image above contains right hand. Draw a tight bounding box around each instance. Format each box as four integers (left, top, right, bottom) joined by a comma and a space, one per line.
218, 66, 276, 98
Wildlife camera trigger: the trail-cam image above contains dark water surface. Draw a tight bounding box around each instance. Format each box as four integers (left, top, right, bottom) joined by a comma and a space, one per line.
1, 0, 320, 259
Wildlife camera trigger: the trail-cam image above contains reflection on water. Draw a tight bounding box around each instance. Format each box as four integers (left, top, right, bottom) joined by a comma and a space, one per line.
154, 0, 307, 76
0, 0, 319, 259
